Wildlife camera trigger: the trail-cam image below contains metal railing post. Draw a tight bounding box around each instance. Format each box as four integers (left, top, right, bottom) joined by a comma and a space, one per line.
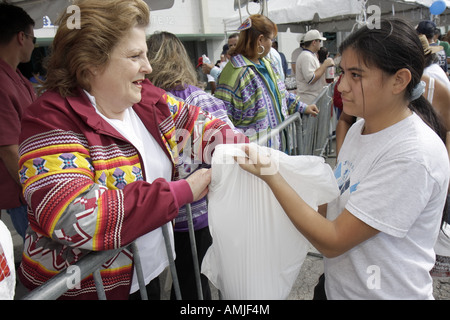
130, 241, 148, 300
185, 203, 203, 300
93, 269, 107, 300
161, 223, 181, 300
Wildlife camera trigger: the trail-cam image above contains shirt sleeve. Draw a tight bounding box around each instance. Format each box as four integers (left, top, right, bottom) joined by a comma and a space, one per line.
0, 89, 21, 146
210, 67, 222, 82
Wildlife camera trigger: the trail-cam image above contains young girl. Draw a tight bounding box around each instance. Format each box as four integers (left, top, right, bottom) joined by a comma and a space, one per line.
237, 18, 449, 299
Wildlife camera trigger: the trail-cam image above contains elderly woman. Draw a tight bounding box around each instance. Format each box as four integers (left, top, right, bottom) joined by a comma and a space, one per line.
18, 0, 244, 300
214, 14, 319, 150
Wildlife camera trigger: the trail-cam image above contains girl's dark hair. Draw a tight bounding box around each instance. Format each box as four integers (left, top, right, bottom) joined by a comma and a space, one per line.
339, 18, 445, 139
339, 17, 448, 226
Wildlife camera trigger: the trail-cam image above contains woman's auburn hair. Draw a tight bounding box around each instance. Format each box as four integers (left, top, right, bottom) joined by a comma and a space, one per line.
231, 14, 277, 60
42, 0, 150, 97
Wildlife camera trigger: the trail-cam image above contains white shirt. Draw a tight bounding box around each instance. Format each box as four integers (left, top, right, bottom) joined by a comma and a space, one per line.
84, 91, 174, 293
424, 63, 450, 92
295, 49, 326, 104
325, 113, 449, 299
268, 47, 285, 81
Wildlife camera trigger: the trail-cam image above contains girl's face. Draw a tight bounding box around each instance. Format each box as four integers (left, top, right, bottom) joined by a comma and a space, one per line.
338, 48, 394, 120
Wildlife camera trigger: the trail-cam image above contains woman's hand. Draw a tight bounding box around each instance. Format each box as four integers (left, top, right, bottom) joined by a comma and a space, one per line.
304, 104, 319, 116
234, 144, 280, 182
186, 168, 212, 201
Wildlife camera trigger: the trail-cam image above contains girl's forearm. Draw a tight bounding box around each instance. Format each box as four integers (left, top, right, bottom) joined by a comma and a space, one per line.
264, 173, 340, 257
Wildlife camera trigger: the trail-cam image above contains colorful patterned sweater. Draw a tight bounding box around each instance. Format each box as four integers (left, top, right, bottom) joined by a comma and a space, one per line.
168, 84, 236, 233
17, 79, 243, 299
214, 54, 308, 139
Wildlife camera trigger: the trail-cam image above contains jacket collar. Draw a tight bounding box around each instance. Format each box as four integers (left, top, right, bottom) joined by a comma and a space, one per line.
230, 54, 271, 69
65, 79, 164, 139
66, 86, 123, 139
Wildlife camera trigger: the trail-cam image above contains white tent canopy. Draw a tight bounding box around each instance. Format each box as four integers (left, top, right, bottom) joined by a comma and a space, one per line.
225, 0, 450, 33
9, 0, 175, 45
9, 0, 175, 28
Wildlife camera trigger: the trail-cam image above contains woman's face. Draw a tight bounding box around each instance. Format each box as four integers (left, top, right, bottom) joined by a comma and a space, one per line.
88, 26, 151, 119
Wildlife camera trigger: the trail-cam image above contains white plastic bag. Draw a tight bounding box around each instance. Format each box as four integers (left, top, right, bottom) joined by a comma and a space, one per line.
201, 144, 339, 299
0, 220, 15, 300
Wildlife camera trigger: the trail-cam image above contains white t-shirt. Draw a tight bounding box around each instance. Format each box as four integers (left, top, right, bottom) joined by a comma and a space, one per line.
268, 47, 285, 81
423, 63, 450, 92
295, 49, 326, 104
291, 47, 303, 67
85, 91, 174, 293
325, 113, 449, 299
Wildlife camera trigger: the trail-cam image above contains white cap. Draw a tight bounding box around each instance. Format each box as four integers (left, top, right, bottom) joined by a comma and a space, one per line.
303, 29, 326, 42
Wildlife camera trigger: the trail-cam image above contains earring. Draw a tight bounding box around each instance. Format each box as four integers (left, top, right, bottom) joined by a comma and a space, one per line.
258, 45, 265, 55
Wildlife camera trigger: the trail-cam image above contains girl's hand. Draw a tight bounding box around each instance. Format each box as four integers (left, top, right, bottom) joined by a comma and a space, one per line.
234, 144, 279, 182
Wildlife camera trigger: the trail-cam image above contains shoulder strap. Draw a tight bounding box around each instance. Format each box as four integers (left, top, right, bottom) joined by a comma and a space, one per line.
427, 77, 435, 104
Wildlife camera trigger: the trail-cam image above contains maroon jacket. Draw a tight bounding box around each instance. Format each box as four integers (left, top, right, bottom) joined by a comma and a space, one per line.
18, 79, 246, 299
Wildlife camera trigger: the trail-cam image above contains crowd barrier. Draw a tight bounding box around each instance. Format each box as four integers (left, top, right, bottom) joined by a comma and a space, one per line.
21, 82, 336, 300
301, 83, 336, 157
253, 82, 336, 158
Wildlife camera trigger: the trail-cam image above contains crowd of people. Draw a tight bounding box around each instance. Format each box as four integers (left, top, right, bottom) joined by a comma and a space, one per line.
0, 0, 449, 300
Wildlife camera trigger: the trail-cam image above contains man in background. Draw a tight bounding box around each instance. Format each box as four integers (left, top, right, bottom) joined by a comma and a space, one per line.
0, 3, 36, 240
417, 20, 448, 74
295, 29, 334, 104
201, 33, 239, 82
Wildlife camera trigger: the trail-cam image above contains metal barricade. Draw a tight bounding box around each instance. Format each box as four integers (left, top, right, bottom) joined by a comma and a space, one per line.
300, 83, 336, 157
251, 83, 335, 158
21, 209, 190, 300
250, 112, 303, 156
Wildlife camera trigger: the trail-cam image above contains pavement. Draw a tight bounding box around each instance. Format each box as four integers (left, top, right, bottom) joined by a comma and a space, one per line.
2, 146, 450, 300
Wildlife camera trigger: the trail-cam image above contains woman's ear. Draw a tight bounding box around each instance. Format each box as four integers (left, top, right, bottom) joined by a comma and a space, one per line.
87, 66, 99, 79
392, 68, 412, 95
257, 34, 265, 45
